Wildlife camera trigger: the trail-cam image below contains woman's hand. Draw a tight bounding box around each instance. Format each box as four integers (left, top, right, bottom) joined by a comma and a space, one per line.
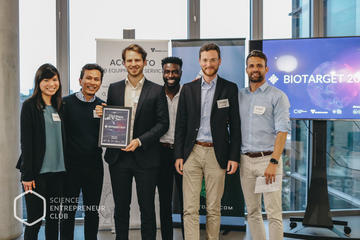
22, 180, 36, 191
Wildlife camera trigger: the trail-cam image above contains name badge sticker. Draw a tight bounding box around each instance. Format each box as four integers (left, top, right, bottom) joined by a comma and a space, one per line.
217, 99, 229, 108
253, 106, 266, 115
52, 113, 61, 122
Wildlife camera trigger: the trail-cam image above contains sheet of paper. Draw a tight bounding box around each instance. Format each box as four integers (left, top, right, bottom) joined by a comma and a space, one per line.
254, 175, 282, 194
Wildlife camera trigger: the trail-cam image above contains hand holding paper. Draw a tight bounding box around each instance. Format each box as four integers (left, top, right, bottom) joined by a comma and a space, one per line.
254, 175, 282, 194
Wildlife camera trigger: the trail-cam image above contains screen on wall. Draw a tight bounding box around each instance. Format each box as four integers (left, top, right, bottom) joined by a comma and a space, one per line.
250, 37, 360, 119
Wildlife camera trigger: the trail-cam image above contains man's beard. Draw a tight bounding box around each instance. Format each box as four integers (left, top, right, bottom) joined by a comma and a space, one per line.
163, 77, 180, 90
202, 66, 219, 78
248, 72, 264, 83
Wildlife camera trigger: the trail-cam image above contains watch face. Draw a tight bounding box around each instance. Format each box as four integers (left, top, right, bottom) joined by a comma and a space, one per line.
270, 158, 279, 164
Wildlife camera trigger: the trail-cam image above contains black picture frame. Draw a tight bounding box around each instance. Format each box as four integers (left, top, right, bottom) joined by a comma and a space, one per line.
98, 106, 132, 148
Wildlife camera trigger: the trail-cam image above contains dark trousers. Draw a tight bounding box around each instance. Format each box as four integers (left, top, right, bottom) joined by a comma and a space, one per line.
60, 164, 104, 240
157, 144, 184, 240
174, 166, 185, 239
109, 152, 159, 240
24, 172, 64, 240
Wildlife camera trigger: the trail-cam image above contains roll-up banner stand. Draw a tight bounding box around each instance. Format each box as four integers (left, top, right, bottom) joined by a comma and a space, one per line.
96, 39, 169, 229
172, 38, 246, 231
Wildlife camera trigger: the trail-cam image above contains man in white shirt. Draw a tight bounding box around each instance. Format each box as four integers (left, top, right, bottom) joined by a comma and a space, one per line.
157, 57, 184, 240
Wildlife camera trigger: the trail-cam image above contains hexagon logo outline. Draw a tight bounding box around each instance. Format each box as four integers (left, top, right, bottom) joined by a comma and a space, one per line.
13, 190, 47, 226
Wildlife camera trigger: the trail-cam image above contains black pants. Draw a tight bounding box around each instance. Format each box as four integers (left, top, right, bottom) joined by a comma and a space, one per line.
109, 152, 159, 240
60, 165, 104, 240
24, 172, 64, 240
157, 144, 184, 240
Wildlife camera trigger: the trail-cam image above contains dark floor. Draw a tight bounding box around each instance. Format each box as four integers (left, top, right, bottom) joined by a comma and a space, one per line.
15, 216, 360, 239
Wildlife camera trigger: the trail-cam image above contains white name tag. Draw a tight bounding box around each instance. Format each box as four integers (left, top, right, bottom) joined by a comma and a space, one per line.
217, 99, 229, 108
253, 105, 266, 115
93, 110, 100, 118
52, 113, 61, 122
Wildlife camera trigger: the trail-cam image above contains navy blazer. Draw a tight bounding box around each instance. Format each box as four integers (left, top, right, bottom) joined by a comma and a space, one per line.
174, 76, 241, 169
104, 79, 169, 168
16, 98, 66, 181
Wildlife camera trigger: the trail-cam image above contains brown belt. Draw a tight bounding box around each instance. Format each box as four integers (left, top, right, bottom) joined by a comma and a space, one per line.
195, 141, 214, 147
160, 142, 174, 149
244, 151, 273, 158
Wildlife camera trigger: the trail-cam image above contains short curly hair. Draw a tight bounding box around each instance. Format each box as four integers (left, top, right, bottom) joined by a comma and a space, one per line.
161, 57, 183, 68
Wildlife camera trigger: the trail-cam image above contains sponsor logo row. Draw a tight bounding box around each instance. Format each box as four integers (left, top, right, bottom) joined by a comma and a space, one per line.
293, 108, 360, 115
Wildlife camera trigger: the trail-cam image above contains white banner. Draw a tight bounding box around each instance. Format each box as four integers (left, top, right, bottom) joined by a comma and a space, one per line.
96, 39, 169, 230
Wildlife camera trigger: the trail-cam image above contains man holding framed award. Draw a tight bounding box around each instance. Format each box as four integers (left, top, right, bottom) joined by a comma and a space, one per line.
96, 44, 169, 240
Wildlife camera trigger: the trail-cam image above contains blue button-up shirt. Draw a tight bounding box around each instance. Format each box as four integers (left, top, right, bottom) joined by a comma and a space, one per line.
238, 82, 290, 153
75, 90, 96, 102
197, 76, 218, 142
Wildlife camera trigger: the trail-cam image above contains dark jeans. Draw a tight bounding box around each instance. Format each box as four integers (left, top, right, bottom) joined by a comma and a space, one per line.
60, 164, 104, 240
109, 152, 159, 240
24, 172, 64, 240
157, 144, 184, 240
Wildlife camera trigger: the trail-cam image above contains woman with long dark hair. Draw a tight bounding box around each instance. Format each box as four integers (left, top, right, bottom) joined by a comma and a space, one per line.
16, 63, 66, 240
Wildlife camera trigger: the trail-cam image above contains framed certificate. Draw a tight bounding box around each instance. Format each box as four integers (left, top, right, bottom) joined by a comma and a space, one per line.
98, 106, 132, 148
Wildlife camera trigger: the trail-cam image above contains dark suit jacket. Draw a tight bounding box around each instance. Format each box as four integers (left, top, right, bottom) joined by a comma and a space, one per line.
174, 76, 241, 169
104, 79, 169, 168
16, 98, 66, 181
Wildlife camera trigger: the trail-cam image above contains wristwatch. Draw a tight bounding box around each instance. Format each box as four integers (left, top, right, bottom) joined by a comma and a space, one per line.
270, 158, 279, 165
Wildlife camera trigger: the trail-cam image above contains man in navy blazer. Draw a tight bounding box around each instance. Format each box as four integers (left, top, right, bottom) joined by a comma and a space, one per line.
174, 43, 241, 240
96, 44, 169, 240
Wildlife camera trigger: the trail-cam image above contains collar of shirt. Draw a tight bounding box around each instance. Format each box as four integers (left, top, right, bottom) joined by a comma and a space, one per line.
125, 76, 145, 89
201, 75, 218, 89
75, 90, 96, 102
246, 81, 269, 93
165, 85, 182, 101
